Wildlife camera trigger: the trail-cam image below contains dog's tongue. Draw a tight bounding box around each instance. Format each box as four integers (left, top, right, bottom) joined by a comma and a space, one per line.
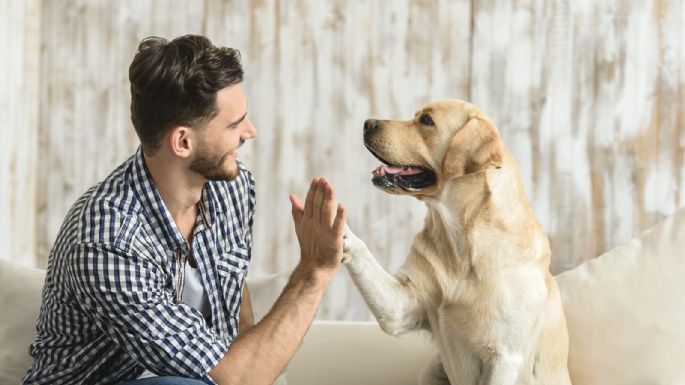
372, 165, 423, 177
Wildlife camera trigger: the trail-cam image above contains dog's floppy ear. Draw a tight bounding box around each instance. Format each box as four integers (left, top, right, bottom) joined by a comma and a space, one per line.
441, 110, 504, 179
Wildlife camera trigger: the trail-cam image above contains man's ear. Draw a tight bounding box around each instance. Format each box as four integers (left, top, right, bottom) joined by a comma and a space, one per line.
440, 112, 504, 179
166, 126, 193, 158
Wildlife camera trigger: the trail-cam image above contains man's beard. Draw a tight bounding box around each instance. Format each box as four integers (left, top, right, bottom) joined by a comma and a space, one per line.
189, 139, 240, 181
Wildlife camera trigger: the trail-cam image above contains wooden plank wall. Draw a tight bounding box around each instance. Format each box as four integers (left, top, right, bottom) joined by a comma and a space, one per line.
471, 0, 685, 272
1, 0, 683, 320
1, 0, 40, 267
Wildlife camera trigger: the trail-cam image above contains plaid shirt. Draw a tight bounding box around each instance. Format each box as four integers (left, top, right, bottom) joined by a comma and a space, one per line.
23, 147, 255, 385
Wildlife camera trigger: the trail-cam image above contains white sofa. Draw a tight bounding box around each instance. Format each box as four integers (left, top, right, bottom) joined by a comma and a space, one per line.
2, 207, 685, 385
0, 260, 434, 385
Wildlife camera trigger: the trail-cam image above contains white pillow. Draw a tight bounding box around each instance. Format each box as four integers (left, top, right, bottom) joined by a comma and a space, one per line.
556, 207, 685, 385
247, 270, 292, 322
0, 260, 45, 384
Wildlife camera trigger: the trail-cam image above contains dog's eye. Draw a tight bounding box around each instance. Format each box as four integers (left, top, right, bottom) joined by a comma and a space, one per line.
419, 113, 434, 126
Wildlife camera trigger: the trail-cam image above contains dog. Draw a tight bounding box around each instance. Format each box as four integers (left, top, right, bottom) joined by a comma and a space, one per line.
342, 100, 572, 385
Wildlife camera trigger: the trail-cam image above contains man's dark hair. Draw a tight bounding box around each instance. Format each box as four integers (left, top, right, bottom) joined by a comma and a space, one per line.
129, 35, 243, 153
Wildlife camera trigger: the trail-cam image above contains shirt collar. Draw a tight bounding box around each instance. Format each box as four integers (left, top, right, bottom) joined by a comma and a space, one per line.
198, 185, 217, 229
130, 146, 218, 252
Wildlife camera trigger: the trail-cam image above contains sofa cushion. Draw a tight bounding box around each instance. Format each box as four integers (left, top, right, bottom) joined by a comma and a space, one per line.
288, 320, 433, 385
248, 271, 434, 385
556, 207, 685, 385
247, 271, 292, 322
0, 260, 45, 384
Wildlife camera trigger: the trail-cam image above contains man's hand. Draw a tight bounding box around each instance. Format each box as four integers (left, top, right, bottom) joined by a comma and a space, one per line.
210, 177, 346, 385
289, 177, 346, 279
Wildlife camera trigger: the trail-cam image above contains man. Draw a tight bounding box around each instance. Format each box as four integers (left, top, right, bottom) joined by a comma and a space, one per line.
23, 35, 346, 385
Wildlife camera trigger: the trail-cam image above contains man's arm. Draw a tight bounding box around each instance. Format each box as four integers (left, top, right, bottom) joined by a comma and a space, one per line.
209, 177, 346, 385
238, 283, 255, 334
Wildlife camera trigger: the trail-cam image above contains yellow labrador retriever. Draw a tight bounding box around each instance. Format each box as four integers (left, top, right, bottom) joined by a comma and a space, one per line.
343, 100, 571, 385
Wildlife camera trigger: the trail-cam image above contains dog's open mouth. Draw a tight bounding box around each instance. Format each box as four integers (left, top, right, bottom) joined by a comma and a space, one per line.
366, 145, 437, 191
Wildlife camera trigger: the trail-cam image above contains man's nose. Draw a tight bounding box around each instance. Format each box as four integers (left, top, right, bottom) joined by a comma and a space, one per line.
242, 118, 257, 139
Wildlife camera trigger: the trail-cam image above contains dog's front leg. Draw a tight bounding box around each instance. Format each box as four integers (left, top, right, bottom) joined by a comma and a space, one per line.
343, 225, 423, 336
418, 353, 451, 385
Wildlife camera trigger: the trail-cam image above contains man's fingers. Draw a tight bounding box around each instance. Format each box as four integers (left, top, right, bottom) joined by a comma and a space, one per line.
304, 178, 317, 218
312, 177, 325, 222
290, 194, 304, 223
321, 180, 336, 226
332, 204, 346, 237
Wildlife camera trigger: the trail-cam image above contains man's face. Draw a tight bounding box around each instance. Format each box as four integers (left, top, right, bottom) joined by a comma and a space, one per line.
190, 84, 256, 181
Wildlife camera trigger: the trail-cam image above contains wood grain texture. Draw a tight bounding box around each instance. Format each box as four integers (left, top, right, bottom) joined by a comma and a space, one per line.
1, 0, 683, 320
471, 0, 685, 272
0, 0, 40, 267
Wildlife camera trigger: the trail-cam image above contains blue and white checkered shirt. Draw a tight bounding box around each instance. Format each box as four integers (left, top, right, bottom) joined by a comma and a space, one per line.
23, 147, 255, 384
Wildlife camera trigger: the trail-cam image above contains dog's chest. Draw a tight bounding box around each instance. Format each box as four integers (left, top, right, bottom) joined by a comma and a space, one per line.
420, 268, 541, 349
415, 264, 549, 383
425, 283, 495, 341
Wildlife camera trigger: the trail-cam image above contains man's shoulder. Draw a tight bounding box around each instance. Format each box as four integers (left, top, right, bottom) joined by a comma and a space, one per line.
67, 155, 144, 247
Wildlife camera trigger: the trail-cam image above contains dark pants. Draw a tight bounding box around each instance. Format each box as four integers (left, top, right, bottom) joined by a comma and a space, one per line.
119, 376, 208, 385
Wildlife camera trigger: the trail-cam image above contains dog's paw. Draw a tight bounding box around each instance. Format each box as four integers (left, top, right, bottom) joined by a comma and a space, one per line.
342, 224, 365, 264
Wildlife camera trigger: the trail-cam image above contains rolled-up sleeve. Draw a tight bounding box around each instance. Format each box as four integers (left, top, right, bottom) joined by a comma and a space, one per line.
67, 242, 228, 382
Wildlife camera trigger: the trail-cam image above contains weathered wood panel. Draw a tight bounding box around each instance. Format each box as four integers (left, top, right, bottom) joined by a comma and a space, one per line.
0, 0, 40, 267
207, 0, 473, 320
36, 0, 208, 264
471, 0, 685, 272
1, 0, 683, 320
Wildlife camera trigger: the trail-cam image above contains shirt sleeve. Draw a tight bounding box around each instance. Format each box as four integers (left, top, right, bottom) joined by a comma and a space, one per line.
66, 242, 228, 382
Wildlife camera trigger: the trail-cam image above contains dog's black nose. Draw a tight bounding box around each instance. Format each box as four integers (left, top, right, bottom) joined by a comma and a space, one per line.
364, 119, 379, 135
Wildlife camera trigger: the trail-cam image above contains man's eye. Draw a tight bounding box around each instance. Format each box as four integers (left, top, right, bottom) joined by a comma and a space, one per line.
419, 113, 434, 126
